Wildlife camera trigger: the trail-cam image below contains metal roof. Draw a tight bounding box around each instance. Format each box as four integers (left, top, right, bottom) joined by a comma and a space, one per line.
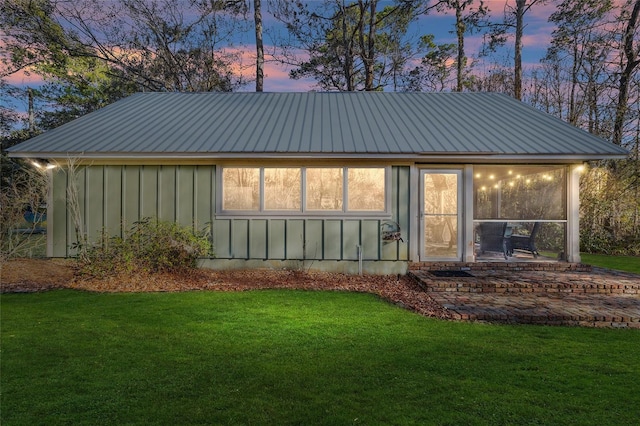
7, 92, 628, 161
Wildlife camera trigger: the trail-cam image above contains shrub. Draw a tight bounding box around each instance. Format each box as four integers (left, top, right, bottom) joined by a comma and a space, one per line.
0, 157, 49, 260
78, 218, 213, 277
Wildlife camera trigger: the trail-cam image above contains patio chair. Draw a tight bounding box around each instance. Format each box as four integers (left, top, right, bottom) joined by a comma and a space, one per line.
509, 222, 541, 258
478, 222, 509, 259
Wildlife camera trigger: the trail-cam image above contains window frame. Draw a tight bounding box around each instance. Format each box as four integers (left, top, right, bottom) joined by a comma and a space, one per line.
217, 166, 392, 218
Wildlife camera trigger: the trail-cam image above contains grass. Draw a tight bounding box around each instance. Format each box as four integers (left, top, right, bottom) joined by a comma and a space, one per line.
2, 290, 639, 425
581, 253, 640, 274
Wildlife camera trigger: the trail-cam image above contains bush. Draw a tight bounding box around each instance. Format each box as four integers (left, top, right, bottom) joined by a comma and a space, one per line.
79, 218, 213, 277
580, 230, 640, 256
0, 157, 49, 260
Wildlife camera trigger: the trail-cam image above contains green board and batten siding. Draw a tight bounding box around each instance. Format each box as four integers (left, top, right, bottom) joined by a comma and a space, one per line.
51, 165, 410, 268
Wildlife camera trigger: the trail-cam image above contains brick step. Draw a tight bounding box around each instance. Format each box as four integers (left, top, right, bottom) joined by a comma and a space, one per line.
409, 261, 592, 273
408, 271, 640, 294
446, 309, 640, 328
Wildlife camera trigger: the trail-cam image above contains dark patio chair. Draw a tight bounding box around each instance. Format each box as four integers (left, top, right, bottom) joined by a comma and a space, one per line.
478, 222, 509, 259
510, 222, 541, 258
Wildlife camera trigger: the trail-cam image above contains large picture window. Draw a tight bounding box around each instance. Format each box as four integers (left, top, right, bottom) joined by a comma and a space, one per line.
220, 166, 388, 215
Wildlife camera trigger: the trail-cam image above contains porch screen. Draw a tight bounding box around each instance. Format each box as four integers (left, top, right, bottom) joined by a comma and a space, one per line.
473, 165, 566, 220
473, 165, 567, 259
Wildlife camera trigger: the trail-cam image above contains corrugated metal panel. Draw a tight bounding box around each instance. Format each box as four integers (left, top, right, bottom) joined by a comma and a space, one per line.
8, 92, 628, 158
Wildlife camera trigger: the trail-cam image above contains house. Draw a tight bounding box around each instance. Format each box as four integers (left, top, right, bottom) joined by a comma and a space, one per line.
7, 92, 628, 274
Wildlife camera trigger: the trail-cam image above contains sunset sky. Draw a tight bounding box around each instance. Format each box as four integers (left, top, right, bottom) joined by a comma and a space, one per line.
5, 0, 563, 93
254, 0, 560, 92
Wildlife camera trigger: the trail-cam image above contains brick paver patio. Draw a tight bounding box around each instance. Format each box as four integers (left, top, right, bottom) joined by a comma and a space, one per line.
409, 266, 640, 328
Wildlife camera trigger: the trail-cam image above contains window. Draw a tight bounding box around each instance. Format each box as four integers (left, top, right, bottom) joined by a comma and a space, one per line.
220, 166, 388, 215
264, 168, 301, 210
306, 168, 343, 211
222, 168, 259, 210
348, 168, 386, 211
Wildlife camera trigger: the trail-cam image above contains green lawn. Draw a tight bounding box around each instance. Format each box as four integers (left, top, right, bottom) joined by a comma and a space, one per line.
2, 290, 639, 426
581, 253, 640, 274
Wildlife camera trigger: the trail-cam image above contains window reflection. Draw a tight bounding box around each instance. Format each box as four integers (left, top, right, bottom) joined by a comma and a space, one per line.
221, 167, 386, 213
264, 168, 301, 210
306, 168, 343, 210
348, 168, 385, 211
222, 168, 259, 210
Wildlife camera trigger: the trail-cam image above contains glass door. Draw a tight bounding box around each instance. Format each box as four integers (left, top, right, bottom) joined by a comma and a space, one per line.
420, 170, 462, 261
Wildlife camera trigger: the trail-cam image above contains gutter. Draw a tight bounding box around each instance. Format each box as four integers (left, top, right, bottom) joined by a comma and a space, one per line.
6, 151, 630, 163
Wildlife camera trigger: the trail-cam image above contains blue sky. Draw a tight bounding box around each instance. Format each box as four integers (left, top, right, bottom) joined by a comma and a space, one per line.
255, 0, 559, 92
5, 0, 560, 91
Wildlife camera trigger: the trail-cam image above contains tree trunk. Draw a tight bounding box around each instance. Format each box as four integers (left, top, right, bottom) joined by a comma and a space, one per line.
455, 5, 465, 92
364, 0, 377, 90
341, 1, 355, 91
28, 88, 35, 136
514, 0, 525, 100
613, 0, 640, 146
254, 0, 264, 92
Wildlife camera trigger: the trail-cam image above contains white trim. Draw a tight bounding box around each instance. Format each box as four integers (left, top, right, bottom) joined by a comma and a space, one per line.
566, 165, 581, 263
418, 169, 464, 262
463, 165, 475, 262
409, 166, 419, 262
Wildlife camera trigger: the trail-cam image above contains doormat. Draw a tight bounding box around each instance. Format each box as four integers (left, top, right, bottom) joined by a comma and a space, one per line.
430, 270, 474, 278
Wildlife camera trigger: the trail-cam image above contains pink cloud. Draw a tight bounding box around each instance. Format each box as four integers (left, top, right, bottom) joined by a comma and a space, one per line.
3, 69, 45, 87
229, 44, 315, 92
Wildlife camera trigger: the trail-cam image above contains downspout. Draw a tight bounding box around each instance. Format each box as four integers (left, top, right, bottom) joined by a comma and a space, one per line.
356, 244, 363, 275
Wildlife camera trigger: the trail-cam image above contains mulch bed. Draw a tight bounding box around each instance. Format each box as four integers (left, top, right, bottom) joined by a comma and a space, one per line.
0, 259, 451, 320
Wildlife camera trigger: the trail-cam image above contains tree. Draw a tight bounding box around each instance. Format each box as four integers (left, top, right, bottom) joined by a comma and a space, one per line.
404, 34, 456, 91
484, 0, 547, 100
224, 0, 265, 91
544, 0, 614, 125
271, 0, 420, 91
254, 0, 265, 91
437, 0, 488, 92
613, 0, 640, 146
1, 0, 247, 93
